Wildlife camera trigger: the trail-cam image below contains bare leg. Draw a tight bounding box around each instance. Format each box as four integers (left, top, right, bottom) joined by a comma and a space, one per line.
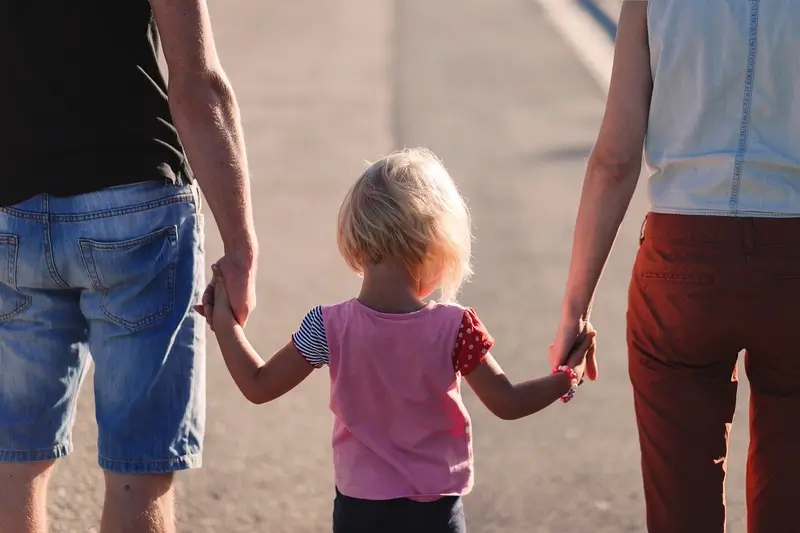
0, 461, 55, 533
100, 472, 175, 533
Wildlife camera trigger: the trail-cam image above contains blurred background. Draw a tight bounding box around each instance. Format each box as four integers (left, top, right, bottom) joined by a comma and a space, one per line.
46, 1, 752, 531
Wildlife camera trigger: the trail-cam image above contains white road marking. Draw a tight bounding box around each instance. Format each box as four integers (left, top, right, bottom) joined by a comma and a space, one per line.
531, 0, 616, 94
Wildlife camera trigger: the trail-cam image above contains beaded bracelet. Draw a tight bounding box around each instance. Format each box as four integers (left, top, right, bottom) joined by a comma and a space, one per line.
553, 365, 580, 403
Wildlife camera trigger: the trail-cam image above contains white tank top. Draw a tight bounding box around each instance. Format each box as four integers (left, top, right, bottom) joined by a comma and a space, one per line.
645, 0, 800, 217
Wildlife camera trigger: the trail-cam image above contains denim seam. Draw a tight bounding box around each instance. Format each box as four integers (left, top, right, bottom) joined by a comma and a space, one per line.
98, 452, 202, 474
1, 235, 16, 287
42, 196, 69, 287
728, 0, 761, 214
0, 443, 72, 462
0, 300, 31, 322
78, 225, 178, 250
64, 364, 90, 449
0, 193, 194, 222
0, 235, 32, 321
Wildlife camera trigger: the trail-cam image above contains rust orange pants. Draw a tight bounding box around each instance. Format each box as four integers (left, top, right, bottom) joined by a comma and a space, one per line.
628, 213, 800, 533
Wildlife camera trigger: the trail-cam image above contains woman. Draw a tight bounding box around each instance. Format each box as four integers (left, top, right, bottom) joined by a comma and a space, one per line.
550, 2, 800, 533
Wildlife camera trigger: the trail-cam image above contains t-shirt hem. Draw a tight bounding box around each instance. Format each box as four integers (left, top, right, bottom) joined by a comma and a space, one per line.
336, 488, 471, 501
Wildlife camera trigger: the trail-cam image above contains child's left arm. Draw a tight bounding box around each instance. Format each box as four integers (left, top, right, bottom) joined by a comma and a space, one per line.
210, 267, 314, 405
457, 308, 595, 420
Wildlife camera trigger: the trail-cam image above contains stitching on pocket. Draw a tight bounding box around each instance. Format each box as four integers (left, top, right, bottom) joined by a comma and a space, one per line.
640, 272, 715, 285
0, 234, 32, 321
78, 226, 178, 332
78, 225, 178, 253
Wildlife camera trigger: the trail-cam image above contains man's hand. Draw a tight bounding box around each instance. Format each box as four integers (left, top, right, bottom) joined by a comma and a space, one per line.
194, 255, 254, 329
215, 251, 257, 326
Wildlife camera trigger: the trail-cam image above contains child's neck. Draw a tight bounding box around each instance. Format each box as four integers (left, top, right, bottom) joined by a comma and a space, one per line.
358, 263, 427, 314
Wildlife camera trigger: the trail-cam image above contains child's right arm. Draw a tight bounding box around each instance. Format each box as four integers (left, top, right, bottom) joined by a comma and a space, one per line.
464, 332, 595, 420
209, 266, 316, 405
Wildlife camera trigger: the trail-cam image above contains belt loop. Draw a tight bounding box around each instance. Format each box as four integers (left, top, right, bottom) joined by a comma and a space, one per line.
639, 214, 648, 246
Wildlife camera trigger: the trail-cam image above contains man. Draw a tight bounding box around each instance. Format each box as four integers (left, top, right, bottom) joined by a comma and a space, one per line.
0, 0, 257, 532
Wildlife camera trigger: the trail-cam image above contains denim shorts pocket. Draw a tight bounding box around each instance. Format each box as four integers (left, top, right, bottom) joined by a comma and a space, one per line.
0, 234, 30, 321
79, 225, 178, 331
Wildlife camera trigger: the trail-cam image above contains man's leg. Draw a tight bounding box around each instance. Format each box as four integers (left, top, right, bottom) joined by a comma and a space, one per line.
0, 461, 55, 533
65, 181, 206, 533
101, 472, 175, 533
0, 204, 90, 533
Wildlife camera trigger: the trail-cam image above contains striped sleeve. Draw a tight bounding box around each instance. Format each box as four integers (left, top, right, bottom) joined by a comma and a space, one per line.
291, 306, 330, 368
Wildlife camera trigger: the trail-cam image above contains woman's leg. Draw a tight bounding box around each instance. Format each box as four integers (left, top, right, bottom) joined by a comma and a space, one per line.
744, 347, 800, 533
742, 218, 800, 533
628, 213, 743, 533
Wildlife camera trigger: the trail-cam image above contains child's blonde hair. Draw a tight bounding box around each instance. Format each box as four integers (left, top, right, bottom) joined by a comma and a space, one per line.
337, 147, 473, 302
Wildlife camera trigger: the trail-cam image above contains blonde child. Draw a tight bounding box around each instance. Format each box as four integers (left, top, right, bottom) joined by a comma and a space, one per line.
199, 147, 595, 533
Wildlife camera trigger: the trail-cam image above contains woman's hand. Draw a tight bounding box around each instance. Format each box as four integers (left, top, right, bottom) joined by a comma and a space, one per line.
562, 322, 597, 383
549, 317, 598, 381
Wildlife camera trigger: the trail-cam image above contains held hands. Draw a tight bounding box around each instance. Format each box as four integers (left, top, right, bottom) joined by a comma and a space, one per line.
193, 264, 237, 330
215, 252, 257, 326
195, 251, 257, 330
549, 322, 597, 384
549, 317, 599, 381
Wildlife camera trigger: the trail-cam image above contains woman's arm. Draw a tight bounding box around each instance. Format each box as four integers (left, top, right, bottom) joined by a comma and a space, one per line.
550, 1, 653, 378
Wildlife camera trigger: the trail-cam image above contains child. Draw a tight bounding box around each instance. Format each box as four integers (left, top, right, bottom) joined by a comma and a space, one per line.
199, 147, 595, 533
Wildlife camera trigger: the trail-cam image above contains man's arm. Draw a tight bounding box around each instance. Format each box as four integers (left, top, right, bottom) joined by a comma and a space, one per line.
150, 0, 258, 323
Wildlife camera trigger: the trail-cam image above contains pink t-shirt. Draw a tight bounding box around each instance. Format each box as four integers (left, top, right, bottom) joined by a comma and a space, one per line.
291, 299, 494, 501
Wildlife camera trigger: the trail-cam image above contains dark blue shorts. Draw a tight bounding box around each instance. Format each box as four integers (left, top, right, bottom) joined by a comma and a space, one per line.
333, 489, 467, 533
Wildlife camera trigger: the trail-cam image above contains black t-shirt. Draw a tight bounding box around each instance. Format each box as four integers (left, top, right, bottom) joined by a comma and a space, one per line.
0, 1, 192, 207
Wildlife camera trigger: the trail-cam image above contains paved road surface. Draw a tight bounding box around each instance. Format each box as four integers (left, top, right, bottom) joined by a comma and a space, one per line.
46, 1, 751, 531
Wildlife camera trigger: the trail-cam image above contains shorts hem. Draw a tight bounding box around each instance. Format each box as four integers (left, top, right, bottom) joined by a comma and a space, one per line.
98, 453, 202, 474
0, 442, 72, 463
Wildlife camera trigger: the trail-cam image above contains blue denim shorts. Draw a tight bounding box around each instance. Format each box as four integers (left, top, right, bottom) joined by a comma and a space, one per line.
0, 181, 206, 474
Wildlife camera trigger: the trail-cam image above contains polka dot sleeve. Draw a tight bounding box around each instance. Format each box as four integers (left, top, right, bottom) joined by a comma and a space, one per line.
453, 308, 494, 376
